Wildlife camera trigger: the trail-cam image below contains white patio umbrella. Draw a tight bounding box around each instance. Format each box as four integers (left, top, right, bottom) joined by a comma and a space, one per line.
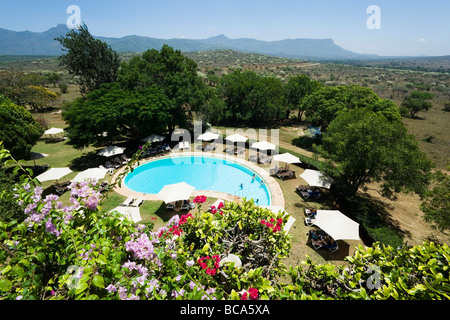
35, 167, 73, 182
157, 182, 195, 204
299, 169, 334, 189
44, 127, 65, 135
273, 152, 301, 164
225, 134, 248, 143
97, 145, 126, 157
71, 167, 109, 183
312, 210, 360, 240
142, 134, 165, 143
260, 205, 296, 233
110, 206, 142, 223
197, 132, 219, 141
250, 140, 276, 151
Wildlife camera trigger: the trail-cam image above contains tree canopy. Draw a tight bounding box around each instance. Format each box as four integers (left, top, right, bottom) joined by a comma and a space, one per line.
117, 45, 208, 132
316, 108, 433, 198
215, 70, 285, 126
301, 85, 402, 130
402, 91, 434, 118
62, 83, 175, 148
0, 95, 44, 160
56, 24, 120, 96
284, 74, 323, 120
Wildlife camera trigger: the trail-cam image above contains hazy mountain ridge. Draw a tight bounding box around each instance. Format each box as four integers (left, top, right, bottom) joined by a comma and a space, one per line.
0, 24, 378, 60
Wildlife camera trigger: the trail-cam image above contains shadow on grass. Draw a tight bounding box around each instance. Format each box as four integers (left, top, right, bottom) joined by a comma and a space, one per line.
340, 193, 408, 248
68, 150, 105, 172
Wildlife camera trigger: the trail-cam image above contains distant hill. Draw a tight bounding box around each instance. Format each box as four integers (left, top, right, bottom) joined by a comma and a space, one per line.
0, 24, 379, 60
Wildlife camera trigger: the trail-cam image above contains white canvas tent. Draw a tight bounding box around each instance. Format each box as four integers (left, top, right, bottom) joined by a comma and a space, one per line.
44, 127, 64, 135
157, 182, 195, 204
35, 167, 73, 182
299, 169, 334, 189
311, 210, 360, 240
97, 146, 126, 157
250, 140, 276, 151
110, 206, 142, 223
273, 152, 301, 164
142, 134, 165, 143
225, 134, 248, 143
197, 132, 219, 141
71, 167, 109, 183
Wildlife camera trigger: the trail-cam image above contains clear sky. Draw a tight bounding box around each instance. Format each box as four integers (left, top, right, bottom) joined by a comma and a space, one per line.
1, 0, 449, 56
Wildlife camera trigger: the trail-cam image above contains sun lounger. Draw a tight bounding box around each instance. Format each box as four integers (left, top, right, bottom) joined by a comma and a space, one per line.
304, 208, 317, 217
130, 197, 144, 207
300, 190, 310, 199
105, 161, 120, 169
276, 170, 294, 180
308, 190, 321, 199
54, 183, 70, 195
166, 202, 175, 210
296, 185, 309, 192
304, 217, 315, 226
180, 200, 192, 210
98, 181, 109, 193
122, 197, 135, 207
259, 156, 272, 164
121, 154, 131, 163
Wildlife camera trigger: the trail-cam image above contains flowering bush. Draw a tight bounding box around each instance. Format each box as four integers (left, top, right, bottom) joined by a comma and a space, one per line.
1, 145, 449, 301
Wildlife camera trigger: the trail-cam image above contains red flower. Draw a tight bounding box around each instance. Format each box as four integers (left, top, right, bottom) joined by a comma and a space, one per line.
248, 287, 259, 300
193, 195, 207, 204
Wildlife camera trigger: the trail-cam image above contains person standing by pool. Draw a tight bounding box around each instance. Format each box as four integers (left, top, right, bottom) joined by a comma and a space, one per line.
252, 174, 256, 182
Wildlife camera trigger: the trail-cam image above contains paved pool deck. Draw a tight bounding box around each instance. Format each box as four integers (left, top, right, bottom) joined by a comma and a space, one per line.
111, 150, 285, 208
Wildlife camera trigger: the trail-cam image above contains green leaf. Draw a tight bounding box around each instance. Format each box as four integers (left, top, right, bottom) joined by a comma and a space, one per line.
92, 275, 105, 288
0, 278, 12, 292
1, 265, 12, 275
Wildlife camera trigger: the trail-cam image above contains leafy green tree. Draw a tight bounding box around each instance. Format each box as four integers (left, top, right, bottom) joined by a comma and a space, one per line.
285, 74, 322, 121
56, 24, 120, 96
316, 108, 433, 198
62, 83, 175, 148
0, 95, 44, 160
301, 85, 402, 131
401, 91, 434, 118
420, 170, 450, 232
217, 70, 285, 126
117, 45, 208, 132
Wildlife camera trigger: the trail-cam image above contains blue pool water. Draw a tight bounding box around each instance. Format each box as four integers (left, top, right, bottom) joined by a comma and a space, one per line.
124, 156, 271, 206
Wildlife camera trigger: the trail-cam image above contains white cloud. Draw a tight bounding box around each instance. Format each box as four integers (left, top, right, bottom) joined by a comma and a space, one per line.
418, 38, 427, 42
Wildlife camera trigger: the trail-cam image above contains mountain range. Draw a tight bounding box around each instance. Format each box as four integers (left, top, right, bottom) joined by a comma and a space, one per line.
0, 24, 379, 60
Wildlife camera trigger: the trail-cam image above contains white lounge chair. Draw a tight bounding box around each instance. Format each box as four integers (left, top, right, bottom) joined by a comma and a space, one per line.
130, 197, 144, 207
122, 197, 135, 207
166, 202, 175, 210
305, 217, 315, 226
183, 141, 190, 150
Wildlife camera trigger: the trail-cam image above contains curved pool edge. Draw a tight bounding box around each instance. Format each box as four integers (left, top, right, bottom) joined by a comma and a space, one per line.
111, 151, 285, 208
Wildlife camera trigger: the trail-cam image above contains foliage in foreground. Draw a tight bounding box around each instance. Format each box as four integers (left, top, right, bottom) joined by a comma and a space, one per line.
0, 146, 449, 300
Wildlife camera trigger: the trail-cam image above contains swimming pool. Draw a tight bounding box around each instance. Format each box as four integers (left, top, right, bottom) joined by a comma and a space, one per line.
124, 155, 271, 206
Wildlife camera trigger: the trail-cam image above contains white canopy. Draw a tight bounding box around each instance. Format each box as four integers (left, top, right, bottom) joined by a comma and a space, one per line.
312, 210, 360, 240
259, 205, 296, 233
97, 145, 126, 157
35, 167, 73, 182
110, 206, 142, 223
197, 132, 219, 141
273, 152, 301, 164
157, 182, 195, 203
299, 169, 334, 189
142, 134, 165, 143
225, 134, 248, 143
44, 127, 64, 135
71, 167, 109, 183
251, 140, 276, 151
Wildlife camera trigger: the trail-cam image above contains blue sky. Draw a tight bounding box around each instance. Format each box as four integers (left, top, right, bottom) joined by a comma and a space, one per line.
1, 0, 449, 56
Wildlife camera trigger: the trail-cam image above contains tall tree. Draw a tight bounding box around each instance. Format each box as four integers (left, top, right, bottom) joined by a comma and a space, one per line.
420, 170, 450, 232
56, 24, 120, 96
0, 95, 44, 160
284, 74, 322, 121
62, 83, 175, 149
301, 85, 402, 131
316, 108, 433, 198
217, 70, 285, 126
401, 91, 434, 118
117, 45, 207, 132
